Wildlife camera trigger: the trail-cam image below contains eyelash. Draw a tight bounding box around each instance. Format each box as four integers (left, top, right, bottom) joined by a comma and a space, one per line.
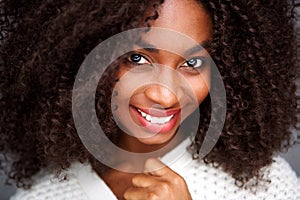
127, 53, 205, 69
181, 57, 205, 69
128, 53, 151, 66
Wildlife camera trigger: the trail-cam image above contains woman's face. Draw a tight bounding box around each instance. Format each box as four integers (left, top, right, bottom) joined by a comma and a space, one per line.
113, 0, 212, 149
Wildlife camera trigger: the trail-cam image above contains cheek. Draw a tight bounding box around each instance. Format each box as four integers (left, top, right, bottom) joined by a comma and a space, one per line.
189, 74, 210, 104
195, 83, 209, 104
117, 64, 128, 79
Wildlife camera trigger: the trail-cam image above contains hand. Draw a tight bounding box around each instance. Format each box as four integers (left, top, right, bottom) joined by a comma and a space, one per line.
123, 158, 192, 200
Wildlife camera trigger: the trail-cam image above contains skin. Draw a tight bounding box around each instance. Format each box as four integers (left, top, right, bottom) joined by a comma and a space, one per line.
115, 0, 212, 153
101, 0, 213, 199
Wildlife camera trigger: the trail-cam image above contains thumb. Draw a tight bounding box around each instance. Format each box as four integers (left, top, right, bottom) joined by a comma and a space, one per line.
144, 158, 168, 176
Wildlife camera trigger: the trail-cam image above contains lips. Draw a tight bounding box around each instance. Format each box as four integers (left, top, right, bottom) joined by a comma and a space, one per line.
131, 106, 181, 133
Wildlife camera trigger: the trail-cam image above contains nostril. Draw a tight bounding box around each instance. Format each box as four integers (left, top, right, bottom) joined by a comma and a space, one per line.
144, 85, 179, 108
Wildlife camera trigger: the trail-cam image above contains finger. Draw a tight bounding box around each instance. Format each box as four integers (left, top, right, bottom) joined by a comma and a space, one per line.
124, 187, 158, 200
144, 158, 169, 176
131, 174, 157, 188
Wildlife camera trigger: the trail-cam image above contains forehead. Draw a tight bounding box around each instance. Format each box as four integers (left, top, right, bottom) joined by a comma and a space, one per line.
146, 0, 212, 44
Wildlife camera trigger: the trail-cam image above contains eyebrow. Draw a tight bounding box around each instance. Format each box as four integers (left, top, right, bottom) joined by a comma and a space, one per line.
135, 39, 212, 55
135, 39, 159, 53
184, 40, 211, 55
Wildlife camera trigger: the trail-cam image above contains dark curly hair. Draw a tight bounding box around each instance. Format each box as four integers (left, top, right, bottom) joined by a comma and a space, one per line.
0, 0, 299, 189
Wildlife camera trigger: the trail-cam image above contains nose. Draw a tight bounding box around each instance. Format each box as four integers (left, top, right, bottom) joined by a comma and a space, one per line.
144, 65, 182, 108
144, 84, 179, 109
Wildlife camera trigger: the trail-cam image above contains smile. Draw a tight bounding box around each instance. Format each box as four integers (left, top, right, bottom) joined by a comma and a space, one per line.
131, 106, 181, 133
137, 109, 174, 124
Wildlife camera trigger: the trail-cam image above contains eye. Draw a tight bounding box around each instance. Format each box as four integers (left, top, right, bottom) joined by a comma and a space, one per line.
128, 53, 150, 65
182, 57, 204, 69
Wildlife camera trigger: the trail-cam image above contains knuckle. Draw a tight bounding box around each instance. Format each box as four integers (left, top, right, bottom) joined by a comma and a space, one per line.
123, 191, 130, 199
154, 181, 170, 195
131, 176, 138, 184
123, 187, 135, 199
160, 182, 169, 192
173, 175, 184, 185
147, 192, 159, 200
131, 174, 144, 185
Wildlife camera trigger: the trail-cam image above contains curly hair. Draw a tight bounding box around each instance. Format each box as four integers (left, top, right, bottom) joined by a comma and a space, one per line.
0, 0, 299, 189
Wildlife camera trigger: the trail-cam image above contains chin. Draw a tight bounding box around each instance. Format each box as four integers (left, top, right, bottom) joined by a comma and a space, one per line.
135, 130, 176, 146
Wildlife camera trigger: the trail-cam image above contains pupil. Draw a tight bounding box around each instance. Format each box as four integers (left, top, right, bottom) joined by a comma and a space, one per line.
131, 54, 141, 62
188, 59, 196, 66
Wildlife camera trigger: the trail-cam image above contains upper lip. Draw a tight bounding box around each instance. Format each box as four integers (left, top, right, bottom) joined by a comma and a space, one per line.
135, 107, 181, 117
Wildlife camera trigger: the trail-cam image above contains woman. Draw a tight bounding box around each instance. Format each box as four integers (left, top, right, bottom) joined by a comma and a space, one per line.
1, 0, 299, 199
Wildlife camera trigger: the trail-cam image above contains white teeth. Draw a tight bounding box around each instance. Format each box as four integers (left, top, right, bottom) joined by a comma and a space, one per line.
140, 111, 147, 117
166, 115, 173, 121
151, 116, 162, 124
137, 109, 174, 124
145, 115, 151, 121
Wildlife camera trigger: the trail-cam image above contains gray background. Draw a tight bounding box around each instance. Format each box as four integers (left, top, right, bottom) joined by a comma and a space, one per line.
0, 2, 300, 200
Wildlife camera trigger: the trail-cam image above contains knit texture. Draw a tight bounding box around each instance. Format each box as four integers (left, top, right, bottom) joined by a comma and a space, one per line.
11, 138, 300, 200
10, 156, 299, 200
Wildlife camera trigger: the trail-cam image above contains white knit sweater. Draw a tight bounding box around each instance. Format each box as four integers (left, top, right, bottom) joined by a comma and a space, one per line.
11, 139, 300, 200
